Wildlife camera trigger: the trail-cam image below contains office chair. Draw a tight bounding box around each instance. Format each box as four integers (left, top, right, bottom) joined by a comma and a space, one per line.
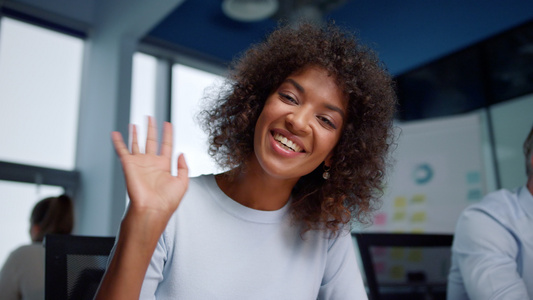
353, 233, 454, 300
44, 234, 115, 300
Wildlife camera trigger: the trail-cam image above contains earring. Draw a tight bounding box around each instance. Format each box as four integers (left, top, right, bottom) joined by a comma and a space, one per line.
322, 165, 331, 180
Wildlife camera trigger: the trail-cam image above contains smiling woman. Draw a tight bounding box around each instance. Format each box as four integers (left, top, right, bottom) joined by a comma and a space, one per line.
202, 22, 397, 233
95, 22, 397, 300
250, 67, 346, 201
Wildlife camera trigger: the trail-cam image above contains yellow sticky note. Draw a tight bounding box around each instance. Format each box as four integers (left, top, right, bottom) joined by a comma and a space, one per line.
390, 265, 404, 279
393, 212, 406, 221
411, 194, 426, 204
411, 212, 426, 223
394, 197, 407, 208
390, 247, 404, 260
407, 249, 423, 262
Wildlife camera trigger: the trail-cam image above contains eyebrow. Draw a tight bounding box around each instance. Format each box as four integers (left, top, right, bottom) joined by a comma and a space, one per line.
286, 78, 305, 92
325, 104, 346, 120
286, 78, 346, 120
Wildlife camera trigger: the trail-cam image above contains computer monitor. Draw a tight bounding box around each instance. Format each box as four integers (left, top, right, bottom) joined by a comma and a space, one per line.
354, 233, 453, 300
44, 234, 115, 300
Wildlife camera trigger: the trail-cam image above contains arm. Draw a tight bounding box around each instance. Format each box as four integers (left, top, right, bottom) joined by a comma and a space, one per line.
452, 208, 529, 300
95, 118, 189, 300
318, 231, 368, 300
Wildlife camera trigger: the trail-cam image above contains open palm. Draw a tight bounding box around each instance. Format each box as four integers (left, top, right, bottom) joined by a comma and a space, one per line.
112, 118, 189, 218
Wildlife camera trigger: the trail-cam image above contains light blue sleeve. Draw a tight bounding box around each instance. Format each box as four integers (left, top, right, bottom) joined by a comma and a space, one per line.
318, 231, 368, 300
139, 232, 167, 300
451, 208, 529, 300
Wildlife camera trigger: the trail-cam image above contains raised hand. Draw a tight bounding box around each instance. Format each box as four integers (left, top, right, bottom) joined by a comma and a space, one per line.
112, 117, 189, 219
96, 117, 189, 300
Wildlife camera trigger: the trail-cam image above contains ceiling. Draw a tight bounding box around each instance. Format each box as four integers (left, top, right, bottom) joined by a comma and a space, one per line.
145, 0, 533, 76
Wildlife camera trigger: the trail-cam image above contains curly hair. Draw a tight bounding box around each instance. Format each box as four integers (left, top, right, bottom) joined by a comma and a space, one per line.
200, 22, 397, 235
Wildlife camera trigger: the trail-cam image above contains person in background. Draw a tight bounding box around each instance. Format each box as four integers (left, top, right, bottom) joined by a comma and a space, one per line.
0, 194, 74, 300
447, 125, 533, 299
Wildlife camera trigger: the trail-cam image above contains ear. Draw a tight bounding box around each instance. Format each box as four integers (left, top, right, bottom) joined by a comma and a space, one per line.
324, 153, 334, 167
30, 224, 41, 242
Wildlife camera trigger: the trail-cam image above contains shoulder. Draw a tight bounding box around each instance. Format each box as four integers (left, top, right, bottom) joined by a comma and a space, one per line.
6, 244, 43, 258
2, 243, 43, 270
453, 188, 525, 252
174, 174, 217, 209
185, 174, 216, 198
461, 188, 522, 221
308, 225, 353, 251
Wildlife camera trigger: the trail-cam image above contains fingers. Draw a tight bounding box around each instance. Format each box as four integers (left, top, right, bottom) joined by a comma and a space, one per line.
160, 122, 173, 158
131, 124, 140, 154
111, 131, 129, 158
116, 117, 174, 158
145, 116, 158, 155
177, 153, 189, 180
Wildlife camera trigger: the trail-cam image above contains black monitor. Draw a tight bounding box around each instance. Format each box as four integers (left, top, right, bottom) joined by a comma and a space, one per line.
353, 233, 454, 300
44, 234, 115, 300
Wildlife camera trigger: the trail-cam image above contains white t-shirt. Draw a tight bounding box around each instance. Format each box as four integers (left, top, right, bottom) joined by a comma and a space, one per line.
138, 174, 367, 299
0, 243, 44, 300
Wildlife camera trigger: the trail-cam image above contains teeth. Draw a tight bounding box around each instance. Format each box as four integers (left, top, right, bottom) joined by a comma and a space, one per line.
273, 133, 303, 152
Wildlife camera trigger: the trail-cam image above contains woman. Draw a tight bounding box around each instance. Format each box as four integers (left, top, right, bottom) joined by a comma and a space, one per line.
0, 194, 74, 300
96, 22, 396, 299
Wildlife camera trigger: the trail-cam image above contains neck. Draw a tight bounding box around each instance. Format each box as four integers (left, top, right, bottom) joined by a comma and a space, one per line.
527, 175, 533, 195
215, 158, 300, 211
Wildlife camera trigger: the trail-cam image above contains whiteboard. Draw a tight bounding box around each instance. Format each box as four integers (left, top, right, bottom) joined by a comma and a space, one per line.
359, 113, 486, 234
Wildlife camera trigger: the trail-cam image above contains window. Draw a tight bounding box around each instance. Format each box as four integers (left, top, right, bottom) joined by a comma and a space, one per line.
171, 64, 225, 177
0, 17, 84, 170
129, 54, 225, 185
0, 16, 83, 266
0, 180, 63, 266
130, 52, 158, 152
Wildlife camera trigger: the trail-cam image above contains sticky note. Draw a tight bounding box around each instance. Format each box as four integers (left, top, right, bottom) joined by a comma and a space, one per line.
393, 212, 406, 221
411, 194, 426, 204
390, 265, 404, 279
390, 247, 404, 260
394, 197, 407, 208
407, 249, 423, 262
466, 171, 481, 184
410, 212, 426, 223
374, 213, 387, 225
467, 189, 483, 201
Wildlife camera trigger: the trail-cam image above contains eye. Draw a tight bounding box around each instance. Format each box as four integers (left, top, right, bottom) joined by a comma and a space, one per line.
279, 92, 297, 104
318, 116, 337, 130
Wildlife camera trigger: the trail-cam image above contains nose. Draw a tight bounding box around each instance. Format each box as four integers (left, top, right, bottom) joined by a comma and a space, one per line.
286, 107, 312, 135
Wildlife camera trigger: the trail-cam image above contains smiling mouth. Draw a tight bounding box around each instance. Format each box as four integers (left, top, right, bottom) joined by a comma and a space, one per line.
272, 132, 304, 152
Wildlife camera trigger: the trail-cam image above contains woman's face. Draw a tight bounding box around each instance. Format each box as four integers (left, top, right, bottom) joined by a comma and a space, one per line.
252, 66, 347, 181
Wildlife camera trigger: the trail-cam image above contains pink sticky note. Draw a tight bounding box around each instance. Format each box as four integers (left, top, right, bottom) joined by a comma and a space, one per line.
374, 261, 386, 274
374, 213, 387, 225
